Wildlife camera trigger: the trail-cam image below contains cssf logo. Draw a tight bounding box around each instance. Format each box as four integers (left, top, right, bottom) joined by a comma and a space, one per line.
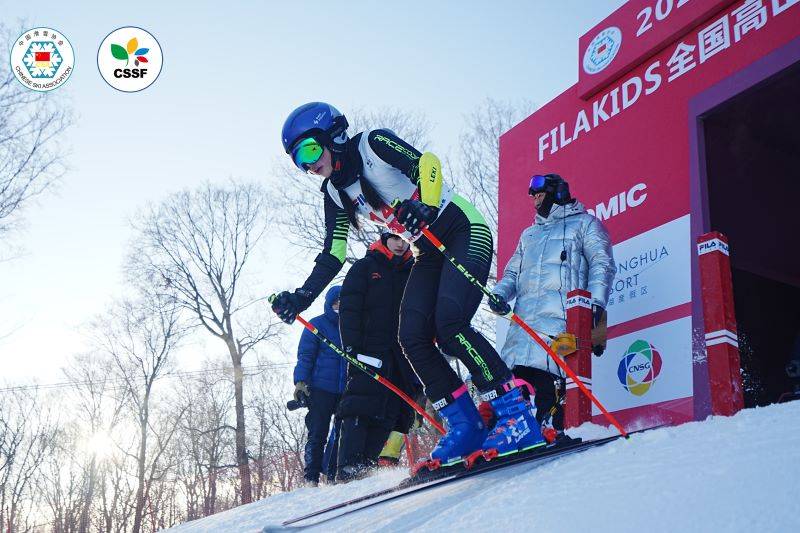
617, 339, 662, 397
97, 27, 163, 92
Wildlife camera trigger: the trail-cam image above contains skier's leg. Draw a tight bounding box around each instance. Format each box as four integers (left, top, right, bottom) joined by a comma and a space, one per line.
432, 206, 512, 395
432, 197, 545, 454
399, 234, 486, 462
398, 250, 463, 402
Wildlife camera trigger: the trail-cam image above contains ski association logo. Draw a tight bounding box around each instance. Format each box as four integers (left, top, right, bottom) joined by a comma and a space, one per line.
9, 27, 75, 91
97, 27, 163, 92
582, 26, 622, 75
617, 339, 662, 396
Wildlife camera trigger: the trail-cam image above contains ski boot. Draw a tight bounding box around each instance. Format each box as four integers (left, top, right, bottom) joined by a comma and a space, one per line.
481, 386, 546, 457
429, 385, 488, 465
378, 430, 404, 468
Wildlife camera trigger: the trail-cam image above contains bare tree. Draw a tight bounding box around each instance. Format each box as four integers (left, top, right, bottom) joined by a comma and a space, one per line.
0, 23, 72, 242
449, 98, 536, 341
40, 424, 83, 533
0, 387, 56, 532
128, 181, 279, 505
451, 98, 536, 282
58, 353, 127, 533
91, 294, 187, 533
174, 362, 236, 519
272, 107, 433, 266
247, 367, 306, 497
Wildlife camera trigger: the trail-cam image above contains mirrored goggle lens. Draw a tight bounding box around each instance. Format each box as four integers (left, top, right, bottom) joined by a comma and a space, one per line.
528, 174, 547, 195
292, 138, 324, 170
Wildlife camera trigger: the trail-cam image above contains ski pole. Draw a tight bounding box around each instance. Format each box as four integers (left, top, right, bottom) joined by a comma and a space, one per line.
269, 296, 446, 435
419, 226, 628, 439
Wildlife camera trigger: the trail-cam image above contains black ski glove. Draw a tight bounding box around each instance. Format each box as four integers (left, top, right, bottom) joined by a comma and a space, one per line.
395, 199, 438, 235
591, 304, 607, 356
488, 294, 511, 315
271, 289, 313, 324
592, 304, 605, 328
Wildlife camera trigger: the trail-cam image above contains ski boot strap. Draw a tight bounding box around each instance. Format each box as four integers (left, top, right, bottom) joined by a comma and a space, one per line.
479, 379, 516, 403
431, 383, 469, 411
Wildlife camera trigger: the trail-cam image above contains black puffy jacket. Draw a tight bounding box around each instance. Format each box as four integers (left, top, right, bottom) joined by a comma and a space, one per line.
337, 242, 418, 429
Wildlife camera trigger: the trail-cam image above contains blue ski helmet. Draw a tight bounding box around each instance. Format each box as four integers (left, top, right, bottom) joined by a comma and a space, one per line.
281, 102, 349, 155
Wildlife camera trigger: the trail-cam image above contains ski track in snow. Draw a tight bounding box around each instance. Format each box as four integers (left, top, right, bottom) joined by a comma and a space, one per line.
165, 401, 800, 533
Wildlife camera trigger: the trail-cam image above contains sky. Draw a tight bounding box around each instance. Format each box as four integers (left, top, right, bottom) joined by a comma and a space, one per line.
0, 0, 626, 384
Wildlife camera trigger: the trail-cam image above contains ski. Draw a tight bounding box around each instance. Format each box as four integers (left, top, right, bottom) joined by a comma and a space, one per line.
278, 426, 659, 529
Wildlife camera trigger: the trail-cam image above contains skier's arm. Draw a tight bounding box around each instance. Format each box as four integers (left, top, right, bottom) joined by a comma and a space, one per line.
294, 324, 320, 384
493, 234, 525, 302
338, 259, 368, 354
367, 129, 444, 208
297, 187, 350, 302
367, 129, 421, 179
582, 217, 616, 307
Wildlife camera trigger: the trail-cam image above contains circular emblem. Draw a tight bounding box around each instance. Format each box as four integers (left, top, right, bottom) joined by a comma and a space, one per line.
9, 27, 75, 92
97, 27, 163, 92
583, 26, 622, 75
617, 340, 662, 396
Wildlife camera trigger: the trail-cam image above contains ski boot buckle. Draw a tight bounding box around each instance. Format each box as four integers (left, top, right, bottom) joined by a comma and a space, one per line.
464, 449, 484, 469
481, 448, 499, 461
412, 458, 441, 476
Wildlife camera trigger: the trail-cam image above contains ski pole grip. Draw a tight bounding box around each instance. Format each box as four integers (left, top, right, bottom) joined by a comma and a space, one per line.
357, 354, 383, 369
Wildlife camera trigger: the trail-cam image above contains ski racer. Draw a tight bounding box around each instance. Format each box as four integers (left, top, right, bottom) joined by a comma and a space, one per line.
489, 174, 615, 437
271, 102, 544, 464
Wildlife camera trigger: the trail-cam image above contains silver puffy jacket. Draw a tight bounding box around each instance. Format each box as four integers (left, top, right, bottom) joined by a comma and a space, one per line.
493, 200, 616, 374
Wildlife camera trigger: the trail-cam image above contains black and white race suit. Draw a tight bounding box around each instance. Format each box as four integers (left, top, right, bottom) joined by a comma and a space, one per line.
296, 129, 512, 403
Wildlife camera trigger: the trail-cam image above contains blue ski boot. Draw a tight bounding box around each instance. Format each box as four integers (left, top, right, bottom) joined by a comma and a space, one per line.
481, 386, 546, 456
430, 385, 488, 464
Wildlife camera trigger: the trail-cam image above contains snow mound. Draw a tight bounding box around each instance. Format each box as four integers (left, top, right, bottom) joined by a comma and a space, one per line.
166, 401, 800, 532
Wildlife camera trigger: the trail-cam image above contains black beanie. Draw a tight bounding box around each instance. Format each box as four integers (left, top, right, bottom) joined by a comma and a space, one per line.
380, 232, 399, 247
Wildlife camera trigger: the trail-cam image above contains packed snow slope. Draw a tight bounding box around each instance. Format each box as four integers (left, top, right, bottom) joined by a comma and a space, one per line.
167, 401, 800, 532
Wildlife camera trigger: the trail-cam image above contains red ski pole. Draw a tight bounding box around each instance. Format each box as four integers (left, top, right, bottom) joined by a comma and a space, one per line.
271, 295, 446, 436
419, 227, 628, 439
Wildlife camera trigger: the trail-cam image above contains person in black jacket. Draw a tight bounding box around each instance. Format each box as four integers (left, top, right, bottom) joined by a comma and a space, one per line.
336, 233, 418, 481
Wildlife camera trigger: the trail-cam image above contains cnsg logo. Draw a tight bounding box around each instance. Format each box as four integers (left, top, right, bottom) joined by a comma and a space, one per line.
617, 339, 662, 396
10, 27, 75, 91
97, 27, 163, 92
582, 26, 622, 75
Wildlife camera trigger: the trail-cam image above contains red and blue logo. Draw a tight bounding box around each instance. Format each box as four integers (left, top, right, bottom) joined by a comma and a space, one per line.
617, 340, 662, 396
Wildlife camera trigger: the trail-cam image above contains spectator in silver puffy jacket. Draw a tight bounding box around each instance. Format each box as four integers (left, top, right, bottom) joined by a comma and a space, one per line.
489, 174, 615, 436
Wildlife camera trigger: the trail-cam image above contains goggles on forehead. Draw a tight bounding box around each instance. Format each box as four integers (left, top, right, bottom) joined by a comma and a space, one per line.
291, 137, 324, 171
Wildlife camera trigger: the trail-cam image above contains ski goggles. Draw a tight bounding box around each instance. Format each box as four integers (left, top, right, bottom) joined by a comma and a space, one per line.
291, 137, 324, 171
528, 174, 548, 196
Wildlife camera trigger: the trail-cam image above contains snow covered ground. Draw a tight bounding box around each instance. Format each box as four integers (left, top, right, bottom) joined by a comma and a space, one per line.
166, 401, 800, 532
